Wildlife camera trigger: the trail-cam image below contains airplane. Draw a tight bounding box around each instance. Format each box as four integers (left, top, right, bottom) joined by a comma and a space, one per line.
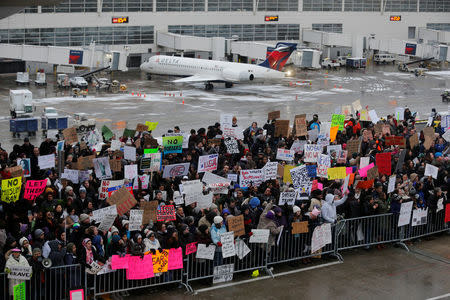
140, 42, 297, 90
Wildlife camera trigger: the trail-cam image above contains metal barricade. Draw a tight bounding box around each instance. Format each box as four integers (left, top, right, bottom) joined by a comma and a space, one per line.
336, 213, 400, 250
401, 209, 448, 242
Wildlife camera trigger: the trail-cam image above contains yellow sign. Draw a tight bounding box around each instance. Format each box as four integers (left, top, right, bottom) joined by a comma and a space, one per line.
327, 167, 346, 180
283, 165, 294, 184
1, 177, 22, 203
145, 122, 158, 131
152, 249, 169, 273
360, 109, 369, 121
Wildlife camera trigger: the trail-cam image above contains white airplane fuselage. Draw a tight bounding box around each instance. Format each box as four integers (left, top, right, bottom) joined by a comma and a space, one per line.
140, 55, 286, 83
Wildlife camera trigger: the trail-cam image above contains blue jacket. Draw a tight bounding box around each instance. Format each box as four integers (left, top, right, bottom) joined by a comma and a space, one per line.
210, 224, 227, 245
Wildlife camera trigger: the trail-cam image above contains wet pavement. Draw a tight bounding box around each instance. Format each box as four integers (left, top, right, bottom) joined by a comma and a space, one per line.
121, 235, 450, 300
0, 64, 449, 150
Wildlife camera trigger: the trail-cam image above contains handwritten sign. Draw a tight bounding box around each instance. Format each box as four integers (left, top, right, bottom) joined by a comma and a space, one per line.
1, 177, 22, 203
23, 179, 47, 201
162, 163, 190, 178
268, 110, 280, 120
274, 120, 290, 137
213, 264, 234, 284
240, 169, 264, 187
292, 221, 309, 234
129, 209, 143, 231
168, 247, 183, 270
126, 254, 154, 280
107, 187, 137, 216
196, 244, 215, 260
279, 191, 296, 205
249, 229, 269, 243
93, 157, 112, 180
157, 205, 176, 222
398, 201, 413, 227
63, 127, 78, 145
220, 231, 236, 258
38, 154, 55, 169
311, 223, 332, 253
141, 200, 158, 224
294, 114, 307, 136
227, 215, 245, 237
327, 167, 346, 180
185, 242, 197, 255
304, 144, 322, 163
198, 154, 218, 173
276, 148, 295, 161
331, 114, 345, 131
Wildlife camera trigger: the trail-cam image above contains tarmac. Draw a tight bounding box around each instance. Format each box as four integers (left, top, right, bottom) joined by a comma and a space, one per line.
0, 63, 449, 151
123, 235, 450, 300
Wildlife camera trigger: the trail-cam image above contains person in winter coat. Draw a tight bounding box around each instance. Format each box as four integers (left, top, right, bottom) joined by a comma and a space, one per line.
143, 230, 161, 253
19, 237, 33, 259
196, 224, 212, 244
64, 243, 80, 289
78, 238, 104, 271
5, 248, 30, 297
321, 191, 348, 223
48, 240, 66, 267
308, 190, 322, 212
257, 203, 282, 247
210, 216, 227, 266
130, 233, 146, 257
28, 248, 44, 300
179, 224, 195, 249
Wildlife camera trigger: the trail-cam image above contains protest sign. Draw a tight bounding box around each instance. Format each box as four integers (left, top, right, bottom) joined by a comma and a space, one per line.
38, 154, 55, 169
352, 99, 362, 112
329, 126, 338, 142
186, 242, 197, 255
110, 140, 121, 151
412, 208, 428, 226
167, 247, 183, 270
143, 136, 158, 149
78, 155, 95, 170
63, 127, 78, 145
92, 205, 117, 223
98, 214, 117, 233
395, 149, 405, 172
183, 180, 204, 205
145, 121, 158, 131
387, 175, 396, 194
376, 152, 392, 175
346, 140, 360, 155
249, 229, 270, 243
445, 204, 450, 223
306, 164, 317, 178
385, 136, 406, 148
101, 125, 113, 141
213, 264, 234, 284
198, 154, 218, 173
279, 191, 296, 205
109, 159, 121, 173
148, 152, 162, 172
133, 175, 149, 190
124, 146, 136, 161
331, 114, 345, 131
424, 163, 438, 179
327, 145, 342, 156
14, 282, 26, 300
368, 110, 379, 124
141, 201, 158, 224
359, 109, 369, 121
235, 239, 251, 260
6, 165, 23, 178
17, 159, 31, 177
307, 129, 319, 142
327, 167, 346, 180
283, 165, 294, 184
162, 163, 190, 178
262, 161, 278, 181
359, 157, 370, 169
135, 123, 148, 132
220, 114, 233, 129
409, 133, 419, 148
152, 249, 169, 273
162, 136, 183, 154
394, 107, 404, 121
99, 180, 123, 199
157, 205, 176, 222
1, 177, 22, 203
23, 179, 47, 201
367, 166, 378, 180
224, 137, 239, 154
124, 164, 137, 180
126, 254, 154, 280
358, 163, 374, 178
292, 221, 309, 234
62, 169, 79, 184
343, 174, 350, 193
443, 129, 450, 142
317, 154, 331, 178
228, 173, 238, 183
240, 169, 264, 187
398, 201, 413, 227
93, 157, 112, 180
107, 187, 137, 216
290, 140, 305, 154
220, 231, 236, 258
304, 144, 322, 163
294, 114, 307, 136
276, 148, 294, 161
356, 179, 374, 189
8, 266, 32, 280
196, 244, 216, 260
129, 209, 144, 231
311, 223, 332, 253
268, 110, 280, 120
227, 215, 245, 237
202, 171, 231, 189
342, 105, 352, 117
274, 120, 290, 137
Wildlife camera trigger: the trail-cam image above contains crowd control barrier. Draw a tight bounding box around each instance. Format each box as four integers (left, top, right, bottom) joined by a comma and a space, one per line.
0, 210, 448, 298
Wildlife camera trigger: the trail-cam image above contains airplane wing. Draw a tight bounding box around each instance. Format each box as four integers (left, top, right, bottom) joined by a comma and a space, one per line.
172, 74, 226, 83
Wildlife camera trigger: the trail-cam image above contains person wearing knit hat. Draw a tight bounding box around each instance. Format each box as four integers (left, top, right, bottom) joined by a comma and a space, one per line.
249, 197, 260, 209
143, 230, 161, 254
5, 245, 30, 295
293, 206, 301, 214
79, 213, 90, 224
65, 186, 73, 193
257, 203, 282, 247
210, 215, 226, 248
19, 237, 32, 258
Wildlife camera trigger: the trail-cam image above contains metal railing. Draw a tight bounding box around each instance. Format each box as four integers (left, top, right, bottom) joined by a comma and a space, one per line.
1, 210, 448, 298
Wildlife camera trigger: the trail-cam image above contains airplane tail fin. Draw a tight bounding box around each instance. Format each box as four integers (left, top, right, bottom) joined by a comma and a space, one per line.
258, 42, 297, 71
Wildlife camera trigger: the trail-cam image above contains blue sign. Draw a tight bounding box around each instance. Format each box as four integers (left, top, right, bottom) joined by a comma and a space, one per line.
405, 43, 416, 56
69, 50, 83, 65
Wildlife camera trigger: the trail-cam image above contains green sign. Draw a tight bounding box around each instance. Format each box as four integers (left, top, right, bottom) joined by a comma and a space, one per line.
162, 136, 183, 154
14, 282, 26, 300
144, 148, 159, 154
102, 125, 114, 141
123, 128, 136, 138
331, 114, 345, 131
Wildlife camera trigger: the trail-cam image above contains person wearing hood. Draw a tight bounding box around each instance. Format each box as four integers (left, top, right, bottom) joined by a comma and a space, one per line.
78, 238, 104, 271
32, 229, 45, 250
48, 240, 66, 267
130, 233, 145, 257
143, 230, 161, 253
257, 202, 282, 248
5, 248, 30, 296
19, 237, 33, 259
321, 191, 349, 223
179, 224, 195, 249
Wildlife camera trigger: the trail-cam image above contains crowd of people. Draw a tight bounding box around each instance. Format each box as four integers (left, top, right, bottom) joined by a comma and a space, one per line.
0, 106, 448, 298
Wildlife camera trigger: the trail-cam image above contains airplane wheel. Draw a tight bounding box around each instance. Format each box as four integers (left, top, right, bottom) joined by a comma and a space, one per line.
205, 83, 214, 90
146, 74, 152, 80
225, 82, 233, 88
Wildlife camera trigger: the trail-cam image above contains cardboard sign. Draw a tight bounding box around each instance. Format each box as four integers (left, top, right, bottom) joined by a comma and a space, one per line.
220, 231, 236, 258
385, 136, 405, 148
409, 134, 419, 149
136, 123, 148, 132
398, 201, 413, 227
107, 187, 137, 216
102, 125, 114, 141
274, 120, 289, 137
227, 215, 245, 237
367, 166, 379, 180
196, 244, 216, 260
249, 229, 270, 243
268, 110, 280, 120
198, 154, 218, 173
213, 264, 234, 284
23, 179, 47, 201
424, 163, 438, 179
129, 209, 143, 231
124, 145, 136, 161
292, 221, 309, 234
141, 200, 158, 224
279, 191, 296, 205
352, 99, 362, 112
93, 157, 112, 180
311, 223, 332, 253
6, 166, 23, 178
109, 159, 122, 172
78, 155, 95, 170
294, 114, 307, 136
276, 148, 294, 161
38, 154, 55, 169
208, 138, 222, 147
63, 127, 78, 145
263, 161, 278, 180
157, 205, 176, 222
1, 177, 22, 203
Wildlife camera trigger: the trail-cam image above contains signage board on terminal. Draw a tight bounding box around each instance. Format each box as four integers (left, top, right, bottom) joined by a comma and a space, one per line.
390, 15, 401, 21
265, 15, 279, 22
112, 17, 129, 24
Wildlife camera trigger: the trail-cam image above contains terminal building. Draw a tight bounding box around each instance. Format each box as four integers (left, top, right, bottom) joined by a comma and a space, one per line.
0, 0, 449, 69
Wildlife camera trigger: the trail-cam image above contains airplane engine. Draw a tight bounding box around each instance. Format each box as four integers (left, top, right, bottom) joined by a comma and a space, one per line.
222, 68, 254, 82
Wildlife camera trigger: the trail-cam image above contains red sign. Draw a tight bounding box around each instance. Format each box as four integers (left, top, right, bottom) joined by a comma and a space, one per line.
390, 15, 401, 21
157, 205, 176, 222
385, 136, 405, 148
265, 15, 279, 22
376, 152, 392, 176
112, 17, 129, 24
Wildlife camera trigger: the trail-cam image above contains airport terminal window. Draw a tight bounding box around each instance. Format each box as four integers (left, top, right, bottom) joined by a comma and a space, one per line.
312, 23, 343, 33
156, 0, 205, 11
0, 26, 154, 46
427, 23, 450, 31
303, 0, 342, 11
168, 24, 299, 41
102, 0, 153, 11
257, 0, 298, 11
419, 0, 450, 11
23, 6, 38, 13
208, 0, 253, 11
384, 0, 417, 11
42, 0, 98, 13
344, 0, 381, 11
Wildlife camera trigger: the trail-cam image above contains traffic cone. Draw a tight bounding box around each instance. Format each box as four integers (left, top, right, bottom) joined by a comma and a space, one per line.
131, 92, 134, 96
339, 86, 342, 89
182, 99, 185, 104
334, 85, 336, 88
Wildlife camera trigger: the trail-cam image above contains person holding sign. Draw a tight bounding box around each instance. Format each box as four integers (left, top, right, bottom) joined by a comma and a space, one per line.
257, 203, 282, 249
321, 191, 349, 224
5, 248, 31, 296
79, 238, 105, 286
210, 216, 227, 266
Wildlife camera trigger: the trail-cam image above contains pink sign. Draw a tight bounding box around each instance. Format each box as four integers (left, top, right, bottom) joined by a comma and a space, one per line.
111, 254, 130, 270
346, 167, 353, 175
70, 289, 84, 300
185, 242, 197, 255
23, 180, 47, 201
168, 247, 183, 270
126, 255, 154, 280
311, 180, 324, 192
358, 163, 374, 178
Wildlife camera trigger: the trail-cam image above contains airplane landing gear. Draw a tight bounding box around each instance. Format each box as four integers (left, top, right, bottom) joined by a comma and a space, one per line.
225, 82, 233, 88
205, 83, 214, 90
146, 74, 152, 80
